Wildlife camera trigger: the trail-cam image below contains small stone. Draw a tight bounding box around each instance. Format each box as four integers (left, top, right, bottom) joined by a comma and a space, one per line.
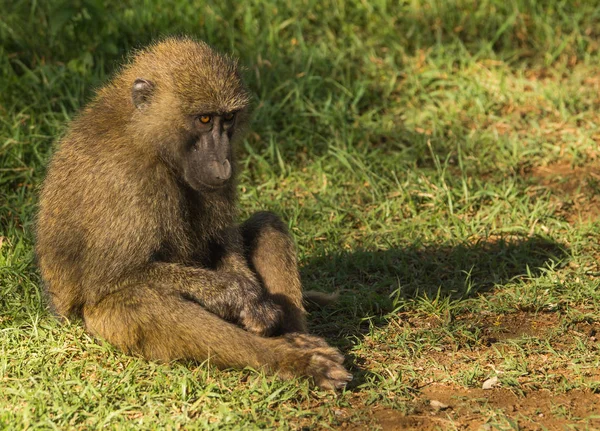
482, 376, 499, 390
430, 400, 450, 410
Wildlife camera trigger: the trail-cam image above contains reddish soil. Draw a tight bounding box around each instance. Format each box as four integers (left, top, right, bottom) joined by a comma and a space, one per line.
342, 386, 600, 431
366, 386, 600, 431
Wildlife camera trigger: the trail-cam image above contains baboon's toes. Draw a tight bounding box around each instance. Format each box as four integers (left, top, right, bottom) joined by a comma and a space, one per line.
308, 349, 352, 390
283, 333, 330, 349
276, 334, 351, 389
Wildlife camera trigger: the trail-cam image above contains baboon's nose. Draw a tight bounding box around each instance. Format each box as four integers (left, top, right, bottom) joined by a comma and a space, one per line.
209, 159, 231, 183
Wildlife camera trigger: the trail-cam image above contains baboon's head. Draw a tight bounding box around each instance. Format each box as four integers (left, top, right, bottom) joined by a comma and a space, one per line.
122, 37, 250, 191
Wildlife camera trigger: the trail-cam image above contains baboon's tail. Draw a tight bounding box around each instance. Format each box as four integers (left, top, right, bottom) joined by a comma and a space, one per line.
302, 290, 339, 309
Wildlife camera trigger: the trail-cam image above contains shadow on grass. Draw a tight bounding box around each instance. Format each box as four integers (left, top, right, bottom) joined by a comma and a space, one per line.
300, 235, 568, 386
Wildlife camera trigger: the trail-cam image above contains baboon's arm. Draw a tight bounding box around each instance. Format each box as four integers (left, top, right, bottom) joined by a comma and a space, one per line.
143, 261, 282, 335
214, 227, 257, 276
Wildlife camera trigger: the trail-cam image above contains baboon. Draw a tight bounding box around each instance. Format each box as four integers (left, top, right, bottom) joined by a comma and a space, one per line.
36, 38, 351, 390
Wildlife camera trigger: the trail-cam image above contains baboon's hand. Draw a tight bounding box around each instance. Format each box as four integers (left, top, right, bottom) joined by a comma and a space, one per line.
229, 274, 283, 336
239, 297, 283, 336
280, 333, 353, 390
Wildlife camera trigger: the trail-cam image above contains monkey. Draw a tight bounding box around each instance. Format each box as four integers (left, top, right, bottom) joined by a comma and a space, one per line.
35, 37, 352, 390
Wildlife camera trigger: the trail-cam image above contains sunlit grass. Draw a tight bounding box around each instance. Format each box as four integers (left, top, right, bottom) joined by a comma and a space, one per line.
2, 0, 600, 429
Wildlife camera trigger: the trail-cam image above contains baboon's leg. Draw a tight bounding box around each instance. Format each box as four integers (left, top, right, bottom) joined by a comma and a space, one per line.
82, 286, 350, 389
240, 211, 306, 334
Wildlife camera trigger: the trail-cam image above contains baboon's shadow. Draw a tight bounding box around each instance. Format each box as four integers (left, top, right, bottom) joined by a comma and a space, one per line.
300, 236, 568, 383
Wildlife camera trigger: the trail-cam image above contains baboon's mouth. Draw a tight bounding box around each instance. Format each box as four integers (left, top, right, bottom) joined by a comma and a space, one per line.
193, 177, 229, 191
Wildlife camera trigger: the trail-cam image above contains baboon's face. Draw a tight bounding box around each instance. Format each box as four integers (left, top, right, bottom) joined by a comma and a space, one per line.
182, 111, 236, 190
131, 77, 242, 191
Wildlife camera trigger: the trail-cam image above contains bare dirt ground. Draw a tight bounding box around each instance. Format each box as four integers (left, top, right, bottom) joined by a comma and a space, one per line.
356, 387, 600, 431
335, 310, 600, 430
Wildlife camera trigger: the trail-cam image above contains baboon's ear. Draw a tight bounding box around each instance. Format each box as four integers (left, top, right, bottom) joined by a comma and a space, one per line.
132, 78, 155, 109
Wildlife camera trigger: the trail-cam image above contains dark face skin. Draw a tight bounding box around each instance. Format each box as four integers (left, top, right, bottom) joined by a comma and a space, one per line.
183, 112, 236, 191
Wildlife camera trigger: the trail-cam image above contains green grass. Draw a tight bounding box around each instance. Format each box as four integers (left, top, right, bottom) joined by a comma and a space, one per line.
2, 0, 600, 429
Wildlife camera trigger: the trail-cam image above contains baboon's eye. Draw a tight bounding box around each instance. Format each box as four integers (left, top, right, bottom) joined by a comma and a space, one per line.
198, 115, 212, 124
224, 112, 235, 122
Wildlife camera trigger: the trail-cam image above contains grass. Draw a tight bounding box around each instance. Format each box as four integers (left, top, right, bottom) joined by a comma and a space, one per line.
2, 0, 600, 429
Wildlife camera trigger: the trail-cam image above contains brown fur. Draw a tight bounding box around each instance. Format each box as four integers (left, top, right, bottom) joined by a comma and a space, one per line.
36, 37, 351, 390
